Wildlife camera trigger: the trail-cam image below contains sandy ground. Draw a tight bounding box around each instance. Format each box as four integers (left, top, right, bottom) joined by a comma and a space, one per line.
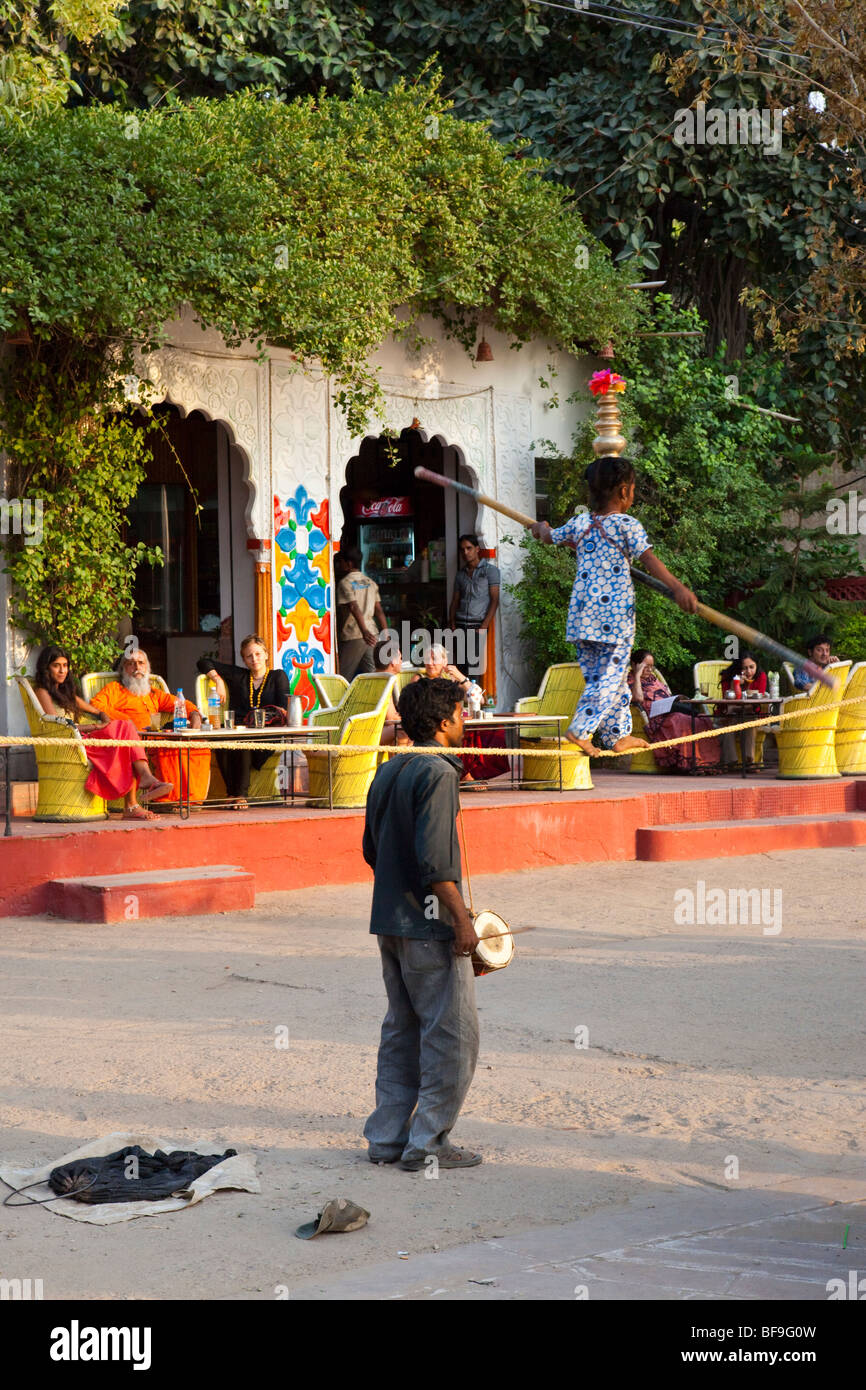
0, 847, 863, 1300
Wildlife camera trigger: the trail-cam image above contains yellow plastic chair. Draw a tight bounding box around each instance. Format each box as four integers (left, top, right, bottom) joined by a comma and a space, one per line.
311, 673, 350, 709
775, 662, 851, 779
693, 660, 726, 703
515, 663, 586, 738
306, 680, 394, 808
835, 662, 866, 775
514, 663, 591, 790
16, 677, 107, 822
309, 673, 396, 733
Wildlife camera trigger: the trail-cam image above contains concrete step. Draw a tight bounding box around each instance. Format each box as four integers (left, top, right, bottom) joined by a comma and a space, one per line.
637, 812, 866, 862
47, 865, 255, 922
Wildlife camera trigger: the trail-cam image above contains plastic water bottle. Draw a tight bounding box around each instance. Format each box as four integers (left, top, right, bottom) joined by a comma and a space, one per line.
173, 689, 189, 732
207, 682, 221, 729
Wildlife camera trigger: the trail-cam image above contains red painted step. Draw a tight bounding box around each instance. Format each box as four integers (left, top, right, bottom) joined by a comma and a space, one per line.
636, 813, 866, 862
47, 865, 255, 923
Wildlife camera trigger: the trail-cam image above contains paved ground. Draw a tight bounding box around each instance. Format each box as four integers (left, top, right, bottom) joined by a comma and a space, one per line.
0, 847, 863, 1301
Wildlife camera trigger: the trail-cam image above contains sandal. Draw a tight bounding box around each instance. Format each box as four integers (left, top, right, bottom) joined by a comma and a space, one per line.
400, 1146, 482, 1172
229, 798, 249, 811
461, 781, 489, 792
123, 805, 158, 822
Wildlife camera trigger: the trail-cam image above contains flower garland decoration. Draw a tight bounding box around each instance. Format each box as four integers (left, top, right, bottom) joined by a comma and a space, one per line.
589, 369, 626, 396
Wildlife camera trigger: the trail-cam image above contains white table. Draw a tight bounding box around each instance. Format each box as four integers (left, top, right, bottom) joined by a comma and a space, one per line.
144, 725, 340, 814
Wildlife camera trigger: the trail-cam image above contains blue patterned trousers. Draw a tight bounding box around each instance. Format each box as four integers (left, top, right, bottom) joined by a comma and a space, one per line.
570, 639, 633, 746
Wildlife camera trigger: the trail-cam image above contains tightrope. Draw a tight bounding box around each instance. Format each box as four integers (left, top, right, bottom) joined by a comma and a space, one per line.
3, 690, 865, 758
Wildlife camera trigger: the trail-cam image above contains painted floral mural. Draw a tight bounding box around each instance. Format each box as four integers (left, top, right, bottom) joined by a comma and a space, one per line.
274, 486, 331, 714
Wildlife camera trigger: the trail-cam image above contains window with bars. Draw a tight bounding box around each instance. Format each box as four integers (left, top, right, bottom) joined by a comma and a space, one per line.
534, 457, 553, 524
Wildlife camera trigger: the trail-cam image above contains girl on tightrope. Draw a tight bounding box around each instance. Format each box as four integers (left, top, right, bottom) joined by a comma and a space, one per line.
531, 455, 698, 756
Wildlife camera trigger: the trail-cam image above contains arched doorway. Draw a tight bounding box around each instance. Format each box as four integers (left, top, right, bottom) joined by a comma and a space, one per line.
340, 426, 478, 636
124, 405, 255, 691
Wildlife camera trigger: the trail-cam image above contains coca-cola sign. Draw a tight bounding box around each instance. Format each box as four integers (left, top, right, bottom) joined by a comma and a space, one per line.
353, 496, 412, 519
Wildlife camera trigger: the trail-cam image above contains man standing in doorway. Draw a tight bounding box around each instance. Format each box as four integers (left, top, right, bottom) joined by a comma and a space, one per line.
362, 677, 482, 1172
335, 545, 388, 682
448, 533, 500, 679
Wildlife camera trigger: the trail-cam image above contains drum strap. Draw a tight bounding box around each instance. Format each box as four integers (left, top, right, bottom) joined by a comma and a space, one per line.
457, 804, 475, 914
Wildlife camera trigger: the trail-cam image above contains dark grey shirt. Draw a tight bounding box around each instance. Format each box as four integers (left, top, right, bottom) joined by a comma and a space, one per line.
362, 745, 463, 940
454, 559, 500, 624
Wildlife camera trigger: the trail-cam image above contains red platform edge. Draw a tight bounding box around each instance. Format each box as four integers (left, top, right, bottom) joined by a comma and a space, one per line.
2, 780, 865, 918
46, 871, 256, 924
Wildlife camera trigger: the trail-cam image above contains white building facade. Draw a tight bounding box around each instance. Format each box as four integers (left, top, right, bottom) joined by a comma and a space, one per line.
2, 307, 595, 742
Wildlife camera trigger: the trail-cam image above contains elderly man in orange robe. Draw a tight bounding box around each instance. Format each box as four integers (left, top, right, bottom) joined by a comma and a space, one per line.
90, 649, 210, 811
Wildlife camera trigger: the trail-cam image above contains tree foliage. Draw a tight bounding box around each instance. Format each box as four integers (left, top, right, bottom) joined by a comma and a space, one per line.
0, 79, 642, 666
0, 80, 643, 429
0, 0, 122, 113
66, 0, 866, 463
510, 300, 858, 685
0, 370, 162, 671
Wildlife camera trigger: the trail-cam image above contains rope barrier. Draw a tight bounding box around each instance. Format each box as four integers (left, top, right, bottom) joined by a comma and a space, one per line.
3, 689, 866, 758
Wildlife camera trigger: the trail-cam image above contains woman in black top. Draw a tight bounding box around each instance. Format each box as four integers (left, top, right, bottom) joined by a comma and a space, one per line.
197, 633, 290, 808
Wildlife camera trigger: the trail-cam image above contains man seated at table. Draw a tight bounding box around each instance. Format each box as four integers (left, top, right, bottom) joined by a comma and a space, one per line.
90, 648, 210, 806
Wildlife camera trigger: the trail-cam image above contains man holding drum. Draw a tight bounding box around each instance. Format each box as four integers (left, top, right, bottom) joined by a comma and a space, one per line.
362, 678, 482, 1172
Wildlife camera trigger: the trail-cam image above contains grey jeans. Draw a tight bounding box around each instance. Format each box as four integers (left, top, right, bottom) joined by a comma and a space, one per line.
338, 638, 375, 683
364, 935, 480, 1161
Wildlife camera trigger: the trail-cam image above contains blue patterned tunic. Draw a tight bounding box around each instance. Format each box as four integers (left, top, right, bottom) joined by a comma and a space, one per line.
549, 511, 652, 646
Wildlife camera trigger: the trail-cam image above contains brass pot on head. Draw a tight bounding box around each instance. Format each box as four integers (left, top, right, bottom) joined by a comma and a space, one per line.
592, 393, 627, 457
591, 342, 626, 457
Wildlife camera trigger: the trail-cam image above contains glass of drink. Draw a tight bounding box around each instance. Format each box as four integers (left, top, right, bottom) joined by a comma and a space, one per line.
223, 710, 235, 730
149, 713, 162, 731
253, 709, 266, 730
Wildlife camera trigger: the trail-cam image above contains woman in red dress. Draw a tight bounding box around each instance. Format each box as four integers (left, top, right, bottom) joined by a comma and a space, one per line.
33, 645, 171, 820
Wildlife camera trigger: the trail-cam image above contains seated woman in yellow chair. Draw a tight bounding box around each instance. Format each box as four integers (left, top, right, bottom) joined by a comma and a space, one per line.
630, 649, 720, 771
34, 644, 171, 820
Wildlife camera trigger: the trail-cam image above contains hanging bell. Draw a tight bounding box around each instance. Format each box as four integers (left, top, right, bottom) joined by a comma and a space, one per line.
475, 337, 494, 362
599, 340, 615, 360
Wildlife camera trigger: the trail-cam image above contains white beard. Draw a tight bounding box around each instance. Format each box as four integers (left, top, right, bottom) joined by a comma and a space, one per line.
122, 673, 152, 698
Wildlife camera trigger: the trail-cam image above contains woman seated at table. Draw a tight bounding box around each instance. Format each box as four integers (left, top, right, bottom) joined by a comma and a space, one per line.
714, 653, 767, 769
412, 644, 506, 790
33, 644, 172, 820
411, 643, 470, 692
197, 634, 290, 809
629, 649, 720, 771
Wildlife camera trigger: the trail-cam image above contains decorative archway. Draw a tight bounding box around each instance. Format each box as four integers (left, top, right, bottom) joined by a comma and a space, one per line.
131, 343, 274, 659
